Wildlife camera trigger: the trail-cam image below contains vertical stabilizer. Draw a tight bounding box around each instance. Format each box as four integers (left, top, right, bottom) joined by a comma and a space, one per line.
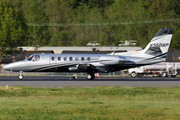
143, 27, 174, 55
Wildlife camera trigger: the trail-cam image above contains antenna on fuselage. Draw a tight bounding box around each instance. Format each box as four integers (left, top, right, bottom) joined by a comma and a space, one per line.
111, 51, 115, 55
111, 47, 118, 55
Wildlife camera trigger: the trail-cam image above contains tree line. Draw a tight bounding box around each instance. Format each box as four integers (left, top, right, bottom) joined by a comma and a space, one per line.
1, 0, 180, 57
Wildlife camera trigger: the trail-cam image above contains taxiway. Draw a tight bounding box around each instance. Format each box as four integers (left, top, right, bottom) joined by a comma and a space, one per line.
0, 76, 180, 87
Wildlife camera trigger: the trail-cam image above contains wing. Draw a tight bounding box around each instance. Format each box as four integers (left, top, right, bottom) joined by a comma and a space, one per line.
99, 55, 128, 65
68, 55, 130, 72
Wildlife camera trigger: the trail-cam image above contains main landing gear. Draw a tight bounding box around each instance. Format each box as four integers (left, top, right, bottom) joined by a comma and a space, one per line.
86, 73, 95, 80
86, 64, 95, 80
72, 73, 95, 80
18, 71, 24, 80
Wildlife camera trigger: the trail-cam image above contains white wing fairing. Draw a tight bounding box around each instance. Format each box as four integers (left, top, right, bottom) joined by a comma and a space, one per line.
99, 55, 127, 65
3, 27, 174, 80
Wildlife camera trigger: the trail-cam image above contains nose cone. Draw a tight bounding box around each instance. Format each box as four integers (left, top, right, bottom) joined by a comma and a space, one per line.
3, 61, 21, 71
3, 61, 25, 71
3, 64, 12, 71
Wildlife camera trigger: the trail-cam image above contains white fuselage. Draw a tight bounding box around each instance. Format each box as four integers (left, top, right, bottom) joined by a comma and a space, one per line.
3, 51, 165, 73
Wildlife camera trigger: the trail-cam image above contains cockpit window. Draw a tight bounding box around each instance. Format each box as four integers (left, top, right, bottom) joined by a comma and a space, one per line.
27, 55, 34, 61
27, 55, 40, 61
35, 55, 40, 61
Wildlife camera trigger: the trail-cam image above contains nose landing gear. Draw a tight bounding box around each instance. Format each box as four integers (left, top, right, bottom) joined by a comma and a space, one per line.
18, 71, 24, 80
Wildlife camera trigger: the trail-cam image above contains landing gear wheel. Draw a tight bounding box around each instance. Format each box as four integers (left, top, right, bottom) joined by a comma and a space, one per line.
19, 75, 24, 80
161, 72, 167, 77
73, 74, 77, 80
86, 73, 95, 80
131, 72, 137, 78
18, 71, 24, 80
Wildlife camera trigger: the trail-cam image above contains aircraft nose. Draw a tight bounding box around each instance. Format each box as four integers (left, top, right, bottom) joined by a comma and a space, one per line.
3, 62, 17, 71
3, 61, 24, 71
3, 64, 11, 71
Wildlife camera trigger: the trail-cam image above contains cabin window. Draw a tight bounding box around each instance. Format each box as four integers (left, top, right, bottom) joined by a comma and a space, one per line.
58, 57, 61, 61
75, 57, 78, 61
64, 57, 67, 61
69, 57, 73, 61
27, 55, 34, 61
35, 55, 40, 61
87, 57, 91, 61
81, 57, 84, 61
51, 57, 55, 61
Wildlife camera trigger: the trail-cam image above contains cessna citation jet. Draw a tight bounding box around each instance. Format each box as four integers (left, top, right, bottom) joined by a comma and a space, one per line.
3, 27, 174, 80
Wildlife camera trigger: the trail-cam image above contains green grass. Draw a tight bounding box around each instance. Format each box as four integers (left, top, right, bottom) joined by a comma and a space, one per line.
0, 86, 180, 119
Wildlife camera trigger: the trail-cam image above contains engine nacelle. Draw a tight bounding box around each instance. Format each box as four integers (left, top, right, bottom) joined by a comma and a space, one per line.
99, 55, 126, 65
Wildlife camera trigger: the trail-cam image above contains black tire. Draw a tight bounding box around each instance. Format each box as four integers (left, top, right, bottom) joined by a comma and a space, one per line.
18, 75, 24, 80
171, 75, 176, 77
131, 72, 137, 78
86, 73, 95, 80
72, 74, 77, 80
161, 72, 167, 77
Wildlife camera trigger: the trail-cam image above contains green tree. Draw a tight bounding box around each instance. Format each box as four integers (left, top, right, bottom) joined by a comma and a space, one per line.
45, 0, 75, 46
104, 0, 150, 46
0, 1, 27, 58
143, 0, 180, 49
71, 4, 104, 46
2, 0, 180, 49
23, 0, 50, 46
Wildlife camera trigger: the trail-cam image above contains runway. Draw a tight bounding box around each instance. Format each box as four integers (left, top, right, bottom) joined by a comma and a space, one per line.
0, 76, 180, 87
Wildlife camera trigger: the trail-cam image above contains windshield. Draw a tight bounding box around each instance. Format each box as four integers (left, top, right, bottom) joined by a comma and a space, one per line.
27, 54, 40, 61
27, 55, 34, 61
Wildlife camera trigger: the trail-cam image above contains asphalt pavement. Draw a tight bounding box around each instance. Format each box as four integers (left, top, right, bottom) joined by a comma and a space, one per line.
0, 76, 180, 87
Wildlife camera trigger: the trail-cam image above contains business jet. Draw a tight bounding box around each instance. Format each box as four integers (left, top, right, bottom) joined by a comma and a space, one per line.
3, 27, 174, 80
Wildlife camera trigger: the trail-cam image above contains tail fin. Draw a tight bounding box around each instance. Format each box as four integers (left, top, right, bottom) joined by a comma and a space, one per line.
143, 27, 174, 55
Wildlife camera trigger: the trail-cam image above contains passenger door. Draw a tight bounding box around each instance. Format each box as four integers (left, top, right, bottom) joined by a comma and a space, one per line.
49, 55, 57, 71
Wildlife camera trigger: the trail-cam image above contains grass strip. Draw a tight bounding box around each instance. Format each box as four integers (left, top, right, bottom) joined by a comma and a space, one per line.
0, 85, 180, 119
